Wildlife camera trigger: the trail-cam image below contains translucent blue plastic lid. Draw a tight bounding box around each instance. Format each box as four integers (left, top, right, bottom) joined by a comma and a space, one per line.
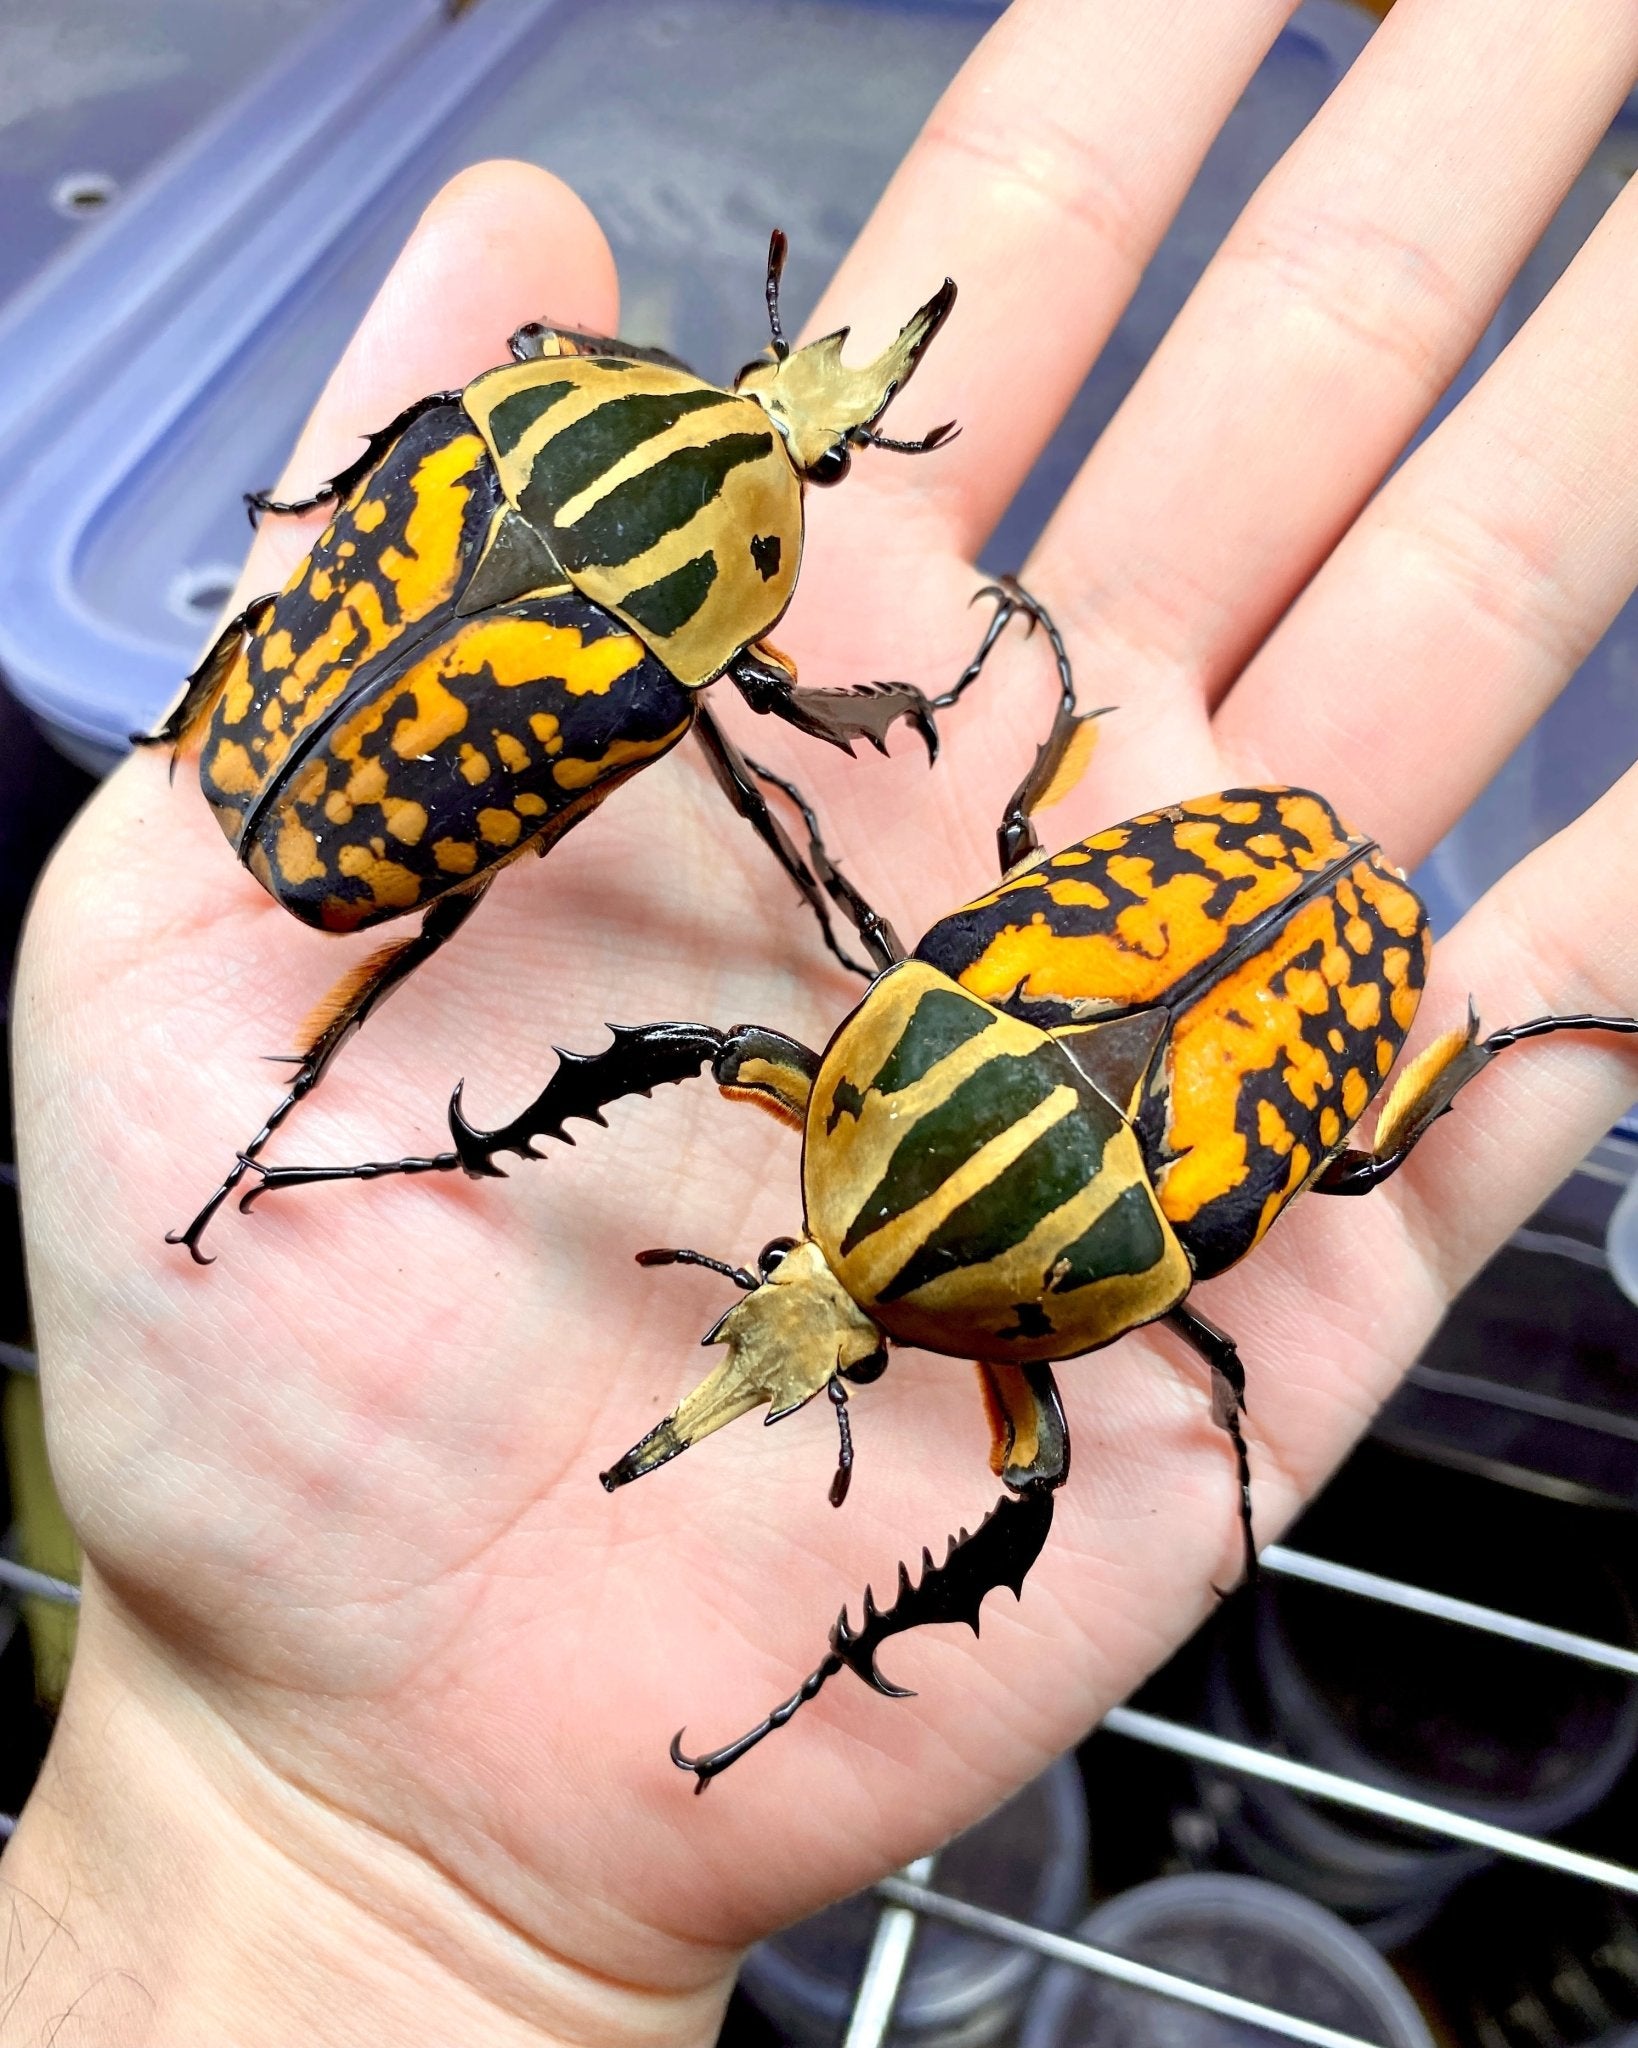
0, 0, 1631, 966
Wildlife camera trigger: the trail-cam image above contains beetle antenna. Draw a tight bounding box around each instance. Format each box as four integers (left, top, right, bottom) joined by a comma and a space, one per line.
857, 420, 959, 456
636, 1246, 758, 1292
828, 1378, 854, 1508
765, 229, 790, 361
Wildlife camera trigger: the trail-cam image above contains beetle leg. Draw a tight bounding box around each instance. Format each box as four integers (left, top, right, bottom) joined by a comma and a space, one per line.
981, 583, 1107, 875
669, 1364, 1067, 1791
238, 1020, 820, 1208
507, 321, 695, 374
729, 644, 939, 764
243, 389, 459, 523
693, 703, 875, 977
927, 577, 1046, 710
167, 880, 490, 1260
1161, 1302, 1257, 1592
131, 593, 276, 768
1315, 1003, 1638, 1196
975, 1360, 1072, 1489
741, 755, 905, 971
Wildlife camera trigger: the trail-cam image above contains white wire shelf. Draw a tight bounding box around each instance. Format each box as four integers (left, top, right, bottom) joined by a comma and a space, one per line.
0, 1556, 80, 1605
4, 1448, 1636, 2041
832, 1536, 1638, 2048
873, 1875, 1388, 2048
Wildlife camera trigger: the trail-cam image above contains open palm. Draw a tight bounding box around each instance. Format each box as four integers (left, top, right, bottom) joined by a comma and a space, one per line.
15, 4, 1638, 2041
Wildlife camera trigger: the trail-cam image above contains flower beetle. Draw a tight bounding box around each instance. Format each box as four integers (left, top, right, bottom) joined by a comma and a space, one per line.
138, 232, 973, 1260
240, 591, 1638, 1787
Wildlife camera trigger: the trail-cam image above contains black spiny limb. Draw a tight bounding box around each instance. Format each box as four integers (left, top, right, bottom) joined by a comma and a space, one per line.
243, 389, 458, 523
930, 577, 1069, 712
1163, 1303, 1256, 1592
693, 703, 874, 976
670, 1482, 1057, 1790
240, 1021, 729, 1212
168, 882, 491, 1260
1315, 1010, 1638, 1196
762, 576, 1076, 802
731, 648, 941, 767
984, 580, 1110, 874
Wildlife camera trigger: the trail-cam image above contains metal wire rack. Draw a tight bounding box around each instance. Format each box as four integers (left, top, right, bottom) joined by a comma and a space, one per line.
828, 1537, 1638, 2047
5, 1500, 1637, 2043
8, 1145, 1638, 2036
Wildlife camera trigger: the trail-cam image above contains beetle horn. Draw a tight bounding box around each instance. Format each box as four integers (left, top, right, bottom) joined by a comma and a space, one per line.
797, 276, 957, 430
736, 277, 957, 468
839, 274, 958, 427
600, 1240, 884, 1490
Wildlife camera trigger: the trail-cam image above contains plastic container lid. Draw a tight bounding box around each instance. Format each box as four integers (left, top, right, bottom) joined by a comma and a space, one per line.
738, 1754, 1088, 2047
0, 0, 1439, 769
0, 0, 1631, 1087
0, 0, 335, 314
1017, 1875, 1436, 2048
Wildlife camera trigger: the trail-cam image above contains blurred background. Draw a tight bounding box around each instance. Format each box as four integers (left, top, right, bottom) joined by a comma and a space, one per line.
2, 3, 1637, 2042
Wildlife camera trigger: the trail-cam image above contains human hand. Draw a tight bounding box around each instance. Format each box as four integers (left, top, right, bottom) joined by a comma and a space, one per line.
11, 3, 1638, 2043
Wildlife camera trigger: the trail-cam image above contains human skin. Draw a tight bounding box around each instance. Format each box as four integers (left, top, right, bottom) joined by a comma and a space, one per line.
7, 1, 1638, 2041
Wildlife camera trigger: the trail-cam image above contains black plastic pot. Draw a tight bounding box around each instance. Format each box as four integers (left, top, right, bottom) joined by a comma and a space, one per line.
1195, 1526, 1638, 1944
1018, 1874, 1434, 2048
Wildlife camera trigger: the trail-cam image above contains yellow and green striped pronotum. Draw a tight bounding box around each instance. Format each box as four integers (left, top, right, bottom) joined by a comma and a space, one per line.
806, 961, 1194, 1363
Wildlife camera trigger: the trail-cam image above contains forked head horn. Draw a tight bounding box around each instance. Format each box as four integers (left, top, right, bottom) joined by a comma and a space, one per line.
736, 235, 957, 480
600, 1239, 886, 1491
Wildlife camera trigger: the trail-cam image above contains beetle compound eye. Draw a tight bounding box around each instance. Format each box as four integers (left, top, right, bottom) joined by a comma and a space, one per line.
758, 1236, 799, 1278
840, 1347, 888, 1386
807, 442, 852, 487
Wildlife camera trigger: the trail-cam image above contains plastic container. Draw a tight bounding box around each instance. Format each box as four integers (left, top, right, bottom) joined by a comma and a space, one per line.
1017, 1875, 1435, 2048
0, 0, 1454, 774
738, 1754, 1087, 2047
1197, 1632, 1485, 1951
1195, 1531, 1638, 1946
1608, 1164, 1638, 1310
0, 0, 1634, 966
0, 0, 335, 316
1377, 1135, 1638, 1507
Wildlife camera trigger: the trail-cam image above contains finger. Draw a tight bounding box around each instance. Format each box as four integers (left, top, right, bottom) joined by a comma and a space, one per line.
1370, 762, 1638, 1298
1025, 0, 1638, 743
1219, 164, 1638, 866
799, 0, 1299, 553
226, 160, 619, 612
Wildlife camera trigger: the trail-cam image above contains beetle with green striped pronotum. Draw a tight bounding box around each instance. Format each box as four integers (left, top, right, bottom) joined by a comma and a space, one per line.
238, 588, 1638, 1788
137, 231, 990, 1261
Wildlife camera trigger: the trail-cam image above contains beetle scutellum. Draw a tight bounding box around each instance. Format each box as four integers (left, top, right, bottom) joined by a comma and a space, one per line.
137, 232, 999, 1260
239, 590, 1638, 1787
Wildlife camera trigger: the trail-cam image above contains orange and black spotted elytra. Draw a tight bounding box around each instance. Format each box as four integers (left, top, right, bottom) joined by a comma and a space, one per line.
138, 232, 977, 1261
237, 590, 1638, 1787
